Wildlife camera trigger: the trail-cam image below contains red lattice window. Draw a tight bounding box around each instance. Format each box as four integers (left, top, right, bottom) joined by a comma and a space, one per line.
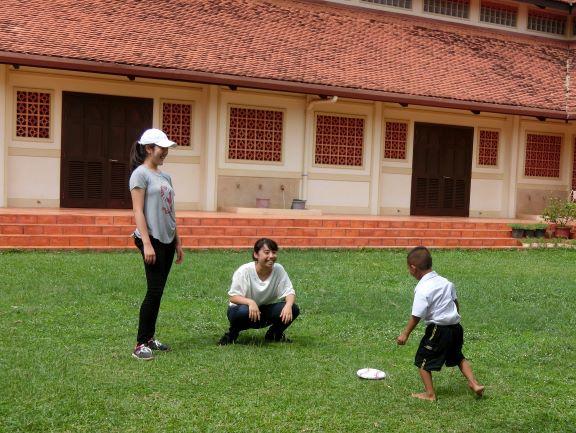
478, 129, 499, 166
16, 90, 51, 139
228, 107, 283, 162
315, 115, 364, 167
384, 121, 408, 159
162, 102, 192, 146
524, 133, 562, 178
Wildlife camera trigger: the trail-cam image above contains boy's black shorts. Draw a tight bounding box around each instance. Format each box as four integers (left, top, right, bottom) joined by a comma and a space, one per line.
414, 323, 465, 372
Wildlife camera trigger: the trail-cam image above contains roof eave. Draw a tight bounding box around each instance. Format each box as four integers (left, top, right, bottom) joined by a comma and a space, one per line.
0, 51, 568, 120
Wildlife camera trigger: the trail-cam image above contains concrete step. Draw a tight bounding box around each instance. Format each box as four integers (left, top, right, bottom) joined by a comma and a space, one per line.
0, 211, 522, 250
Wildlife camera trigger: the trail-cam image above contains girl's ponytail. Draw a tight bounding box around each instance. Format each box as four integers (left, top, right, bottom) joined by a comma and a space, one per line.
129, 140, 147, 173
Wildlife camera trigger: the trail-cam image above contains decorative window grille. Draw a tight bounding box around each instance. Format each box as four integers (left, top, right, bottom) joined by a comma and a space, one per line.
384, 121, 408, 160
162, 102, 192, 146
527, 10, 566, 35
524, 133, 562, 178
480, 2, 517, 27
360, 0, 412, 9
228, 107, 283, 162
478, 130, 499, 166
315, 114, 364, 167
15, 90, 51, 139
423, 0, 469, 19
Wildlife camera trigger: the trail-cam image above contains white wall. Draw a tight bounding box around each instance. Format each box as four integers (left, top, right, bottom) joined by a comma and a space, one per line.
217, 89, 306, 173
379, 105, 511, 217
305, 100, 375, 214
5, 66, 205, 208
3, 67, 575, 216
0, 65, 6, 206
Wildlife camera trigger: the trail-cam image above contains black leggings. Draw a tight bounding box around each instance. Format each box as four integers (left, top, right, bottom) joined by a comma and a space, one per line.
134, 236, 175, 344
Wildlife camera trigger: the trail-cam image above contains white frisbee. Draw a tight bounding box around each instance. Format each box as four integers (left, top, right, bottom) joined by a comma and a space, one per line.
356, 368, 386, 380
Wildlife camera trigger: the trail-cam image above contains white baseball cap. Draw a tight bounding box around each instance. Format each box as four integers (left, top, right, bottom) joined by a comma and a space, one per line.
138, 128, 177, 148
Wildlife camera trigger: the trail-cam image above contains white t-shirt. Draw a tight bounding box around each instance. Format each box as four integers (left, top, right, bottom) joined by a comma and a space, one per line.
411, 271, 461, 325
228, 262, 295, 306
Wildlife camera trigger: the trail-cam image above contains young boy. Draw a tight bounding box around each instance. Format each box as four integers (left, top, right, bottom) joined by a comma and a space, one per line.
396, 246, 484, 401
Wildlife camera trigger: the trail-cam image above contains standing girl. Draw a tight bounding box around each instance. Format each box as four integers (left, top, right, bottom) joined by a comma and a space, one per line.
129, 128, 184, 360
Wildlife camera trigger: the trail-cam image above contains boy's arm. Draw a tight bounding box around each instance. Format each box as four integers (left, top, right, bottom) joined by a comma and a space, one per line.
396, 315, 421, 345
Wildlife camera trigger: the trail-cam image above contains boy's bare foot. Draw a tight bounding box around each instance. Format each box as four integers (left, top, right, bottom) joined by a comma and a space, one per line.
411, 392, 436, 401
468, 382, 485, 397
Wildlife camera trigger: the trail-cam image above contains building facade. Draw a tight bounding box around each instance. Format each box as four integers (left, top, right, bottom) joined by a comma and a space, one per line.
1, 0, 576, 218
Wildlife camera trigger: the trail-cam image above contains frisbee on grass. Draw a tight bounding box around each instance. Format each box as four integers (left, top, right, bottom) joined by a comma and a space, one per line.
356, 368, 386, 380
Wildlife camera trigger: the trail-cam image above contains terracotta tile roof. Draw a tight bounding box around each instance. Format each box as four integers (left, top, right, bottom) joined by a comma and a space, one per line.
0, 0, 574, 118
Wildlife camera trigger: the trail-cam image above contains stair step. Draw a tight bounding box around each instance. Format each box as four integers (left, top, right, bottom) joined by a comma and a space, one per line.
0, 210, 525, 250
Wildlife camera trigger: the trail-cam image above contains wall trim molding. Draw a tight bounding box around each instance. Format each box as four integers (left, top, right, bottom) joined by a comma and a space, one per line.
8, 147, 60, 158
309, 205, 370, 215
381, 166, 412, 175
308, 173, 371, 182
471, 171, 504, 180
7, 198, 59, 207
217, 169, 301, 179
167, 155, 201, 164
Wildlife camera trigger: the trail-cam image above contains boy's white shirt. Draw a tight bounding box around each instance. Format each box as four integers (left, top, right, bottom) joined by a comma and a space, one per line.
228, 262, 295, 306
412, 271, 461, 325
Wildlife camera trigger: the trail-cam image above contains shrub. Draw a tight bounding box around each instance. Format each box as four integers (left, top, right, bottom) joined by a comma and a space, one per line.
541, 197, 576, 228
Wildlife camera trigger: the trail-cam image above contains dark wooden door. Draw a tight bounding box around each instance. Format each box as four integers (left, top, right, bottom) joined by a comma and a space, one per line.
61, 93, 152, 208
411, 123, 473, 217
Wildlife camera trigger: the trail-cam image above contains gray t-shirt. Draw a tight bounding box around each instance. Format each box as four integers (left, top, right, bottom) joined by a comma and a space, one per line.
129, 165, 176, 244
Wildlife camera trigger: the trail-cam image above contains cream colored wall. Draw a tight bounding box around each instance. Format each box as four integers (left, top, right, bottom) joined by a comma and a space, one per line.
379, 105, 511, 217
3, 67, 575, 217
215, 88, 307, 209
5, 66, 204, 209
305, 100, 375, 213
215, 90, 377, 214
218, 89, 305, 172
514, 119, 574, 215
0, 65, 6, 207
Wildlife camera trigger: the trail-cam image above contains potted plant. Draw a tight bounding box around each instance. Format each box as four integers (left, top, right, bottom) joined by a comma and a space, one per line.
509, 223, 525, 239
531, 223, 548, 238
524, 224, 536, 238
541, 197, 576, 239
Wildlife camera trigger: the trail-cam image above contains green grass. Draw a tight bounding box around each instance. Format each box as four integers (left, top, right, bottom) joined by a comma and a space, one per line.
1, 249, 575, 433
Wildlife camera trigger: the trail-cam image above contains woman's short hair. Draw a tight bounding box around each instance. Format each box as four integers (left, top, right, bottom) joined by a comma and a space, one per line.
253, 238, 279, 260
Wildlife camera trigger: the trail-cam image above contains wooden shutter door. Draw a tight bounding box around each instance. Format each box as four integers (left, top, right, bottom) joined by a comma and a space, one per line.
61, 92, 152, 209
61, 93, 107, 208
411, 123, 473, 217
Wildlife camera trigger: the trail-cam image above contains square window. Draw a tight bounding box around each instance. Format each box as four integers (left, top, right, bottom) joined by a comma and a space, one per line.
161, 101, 193, 147
15, 90, 51, 139
228, 107, 283, 162
314, 114, 365, 167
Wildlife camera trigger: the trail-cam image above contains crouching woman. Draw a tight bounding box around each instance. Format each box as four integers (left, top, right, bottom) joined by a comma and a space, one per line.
218, 238, 300, 345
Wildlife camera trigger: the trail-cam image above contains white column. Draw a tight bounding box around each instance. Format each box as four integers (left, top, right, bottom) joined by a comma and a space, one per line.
300, 98, 312, 201
517, 3, 528, 32
469, 0, 481, 23
370, 102, 383, 215
0, 65, 7, 207
506, 115, 521, 218
202, 85, 219, 211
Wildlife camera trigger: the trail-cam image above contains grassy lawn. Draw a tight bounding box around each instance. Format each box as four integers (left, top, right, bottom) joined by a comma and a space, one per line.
2, 249, 575, 433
